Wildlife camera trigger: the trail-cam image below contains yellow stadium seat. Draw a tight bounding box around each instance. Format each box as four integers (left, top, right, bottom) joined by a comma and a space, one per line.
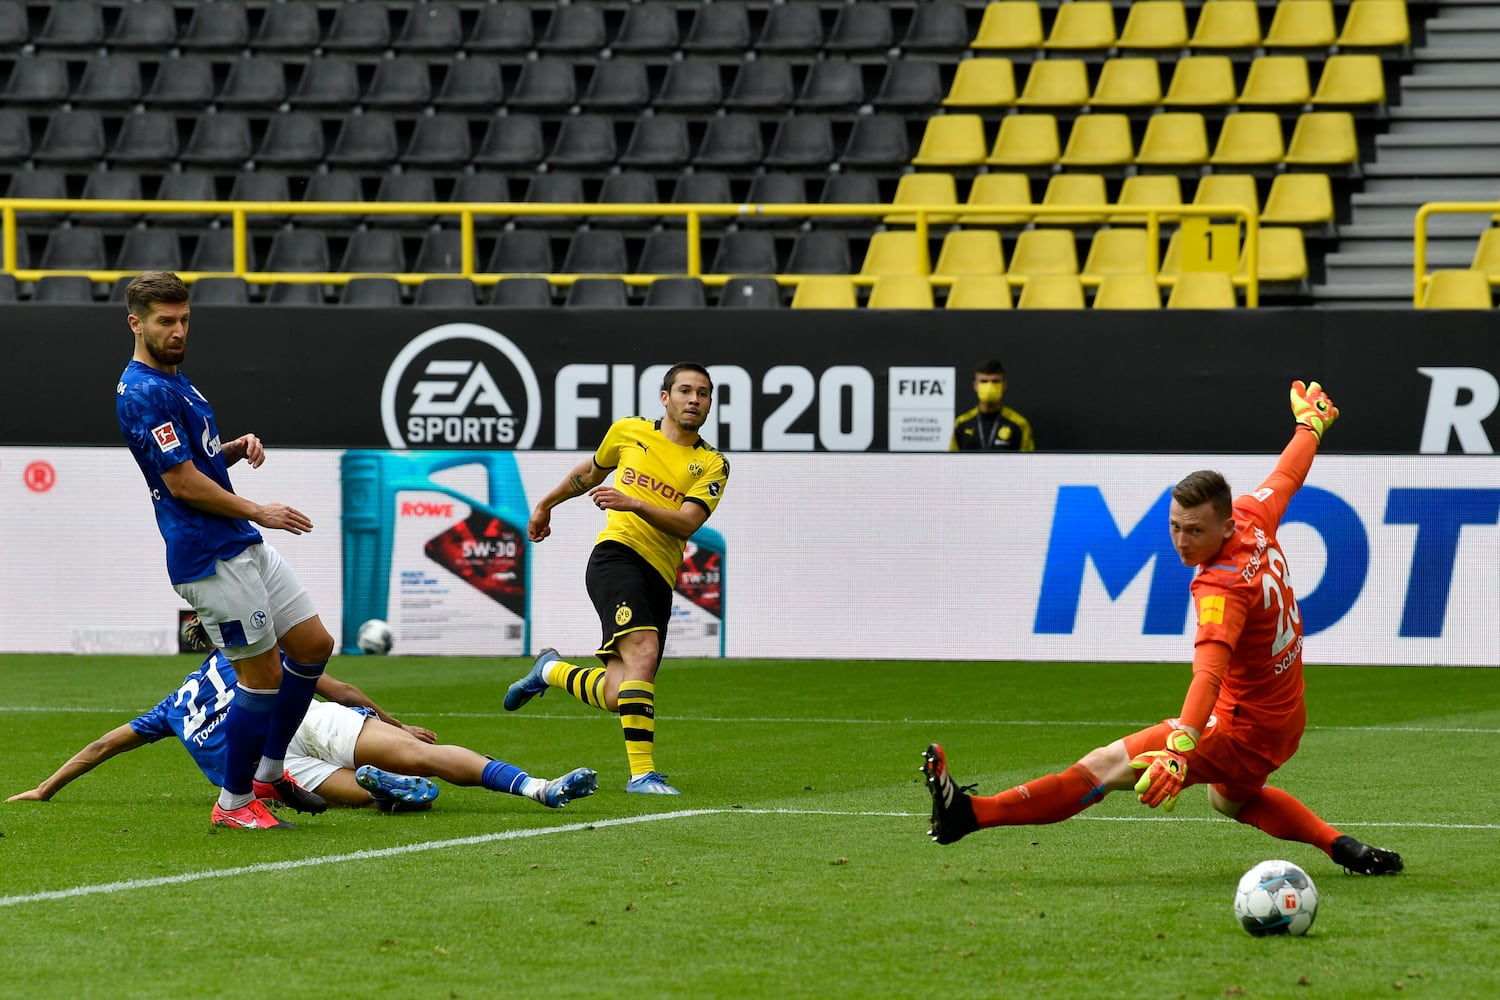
1418, 269, 1492, 309
1192, 174, 1261, 222
959, 173, 1034, 225
943, 58, 1017, 109
1118, 1, 1190, 51
1040, 173, 1109, 225
1163, 55, 1237, 107
1111, 174, 1183, 224
1009, 229, 1080, 277
1017, 60, 1092, 107
1016, 273, 1086, 308
1248, 227, 1309, 283
1209, 113, 1285, 167
1337, 0, 1411, 48
946, 274, 1013, 309
1311, 54, 1387, 107
935, 229, 1006, 276
1264, 0, 1337, 48
986, 113, 1060, 167
1135, 112, 1210, 166
1160, 228, 1186, 277
867, 275, 935, 309
972, 1, 1045, 50
886, 173, 959, 225
861, 231, 931, 276
1093, 272, 1164, 308
1045, 1, 1118, 50
1471, 228, 1500, 280
1190, 0, 1262, 49
1238, 56, 1312, 107
1284, 111, 1358, 167
912, 114, 988, 167
1060, 113, 1135, 168
1167, 270, 1238, 307
1082, 228, 1155, 278
791, 276, 858, 309
1090, 58, 1163, 108
1261, 173, 1334, 228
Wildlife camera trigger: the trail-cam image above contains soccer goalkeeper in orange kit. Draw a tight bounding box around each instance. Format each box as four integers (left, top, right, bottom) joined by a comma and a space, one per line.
922, 380, 1404, 876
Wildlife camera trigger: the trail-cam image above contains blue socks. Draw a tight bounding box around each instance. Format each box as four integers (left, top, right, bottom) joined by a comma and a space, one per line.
481, 759, 530, 795
219, 685, 275, 807
254, 654, 326, 783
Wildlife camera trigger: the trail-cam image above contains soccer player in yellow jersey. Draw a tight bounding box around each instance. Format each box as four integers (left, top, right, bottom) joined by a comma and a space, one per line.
503, 363, 730, 795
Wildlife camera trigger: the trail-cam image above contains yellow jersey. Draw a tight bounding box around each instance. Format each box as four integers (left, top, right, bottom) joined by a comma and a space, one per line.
593, 416, 730, 585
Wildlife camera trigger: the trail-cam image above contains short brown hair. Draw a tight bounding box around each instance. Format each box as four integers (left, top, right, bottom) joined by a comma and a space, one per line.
1172, 469, 1232, 520
661, 362, 711, 393
126, 271, 189, 319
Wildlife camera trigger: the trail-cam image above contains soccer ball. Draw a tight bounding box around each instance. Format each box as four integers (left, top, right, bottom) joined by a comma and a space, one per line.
1233, 859, 1319, 937
356, 619, 393, 656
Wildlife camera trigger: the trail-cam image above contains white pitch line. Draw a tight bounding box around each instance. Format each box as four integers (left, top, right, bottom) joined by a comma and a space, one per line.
3, 808, 1495, 910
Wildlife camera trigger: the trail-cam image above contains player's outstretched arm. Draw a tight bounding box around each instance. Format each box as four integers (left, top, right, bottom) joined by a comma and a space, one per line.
160, 460, 313, 534
6, 724, 151, 802
1290, 379, 1339, 443
529, 456, 609, 542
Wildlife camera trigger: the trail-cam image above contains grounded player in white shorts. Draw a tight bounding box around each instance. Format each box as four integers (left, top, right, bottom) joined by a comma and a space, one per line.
8, 647, 599, 815
118, 271, 336, 830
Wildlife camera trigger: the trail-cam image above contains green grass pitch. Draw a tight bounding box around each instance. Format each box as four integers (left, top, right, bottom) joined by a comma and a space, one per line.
2, 655, 1496, 999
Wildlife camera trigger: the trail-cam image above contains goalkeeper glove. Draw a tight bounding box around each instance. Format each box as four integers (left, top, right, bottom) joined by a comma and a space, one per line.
1290, 380, 1339, 443
180, 614, 212, 653
1130, 750, 1188, 812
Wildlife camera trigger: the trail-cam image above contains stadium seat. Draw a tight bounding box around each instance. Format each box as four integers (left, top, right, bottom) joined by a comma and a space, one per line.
819, 172, 884, 223
718, 276, 784, 308
340, 277, 405, 307
474, 115, 546, 168
1008, 230, 1080, 277
452, 174, 512, 212
1082, 228, 1155, 278
253, 3, 320, 50
759, 4, 824, 53
255, 113, 326, 167
637, 231, 689, 274
861, 232, 931, 276
227, 173, 291, 228
509, 59, 578, 111
945, 274, 1013, 309
394, 3, 463, 52
744, 173, 810, 228
1135, 112, 1210, 167
711, 232, 779, 275
488, 231, 555, 275
188, 229, 253, 272
942, 59, 1017, 109
1110, 174, 1183, 223
1091, 59, 1164, 108
371, 173, 440, 229
74, 54, 143, 106
490, 277, 554, 307
934, 230, 1006, 276
546, 115, 617, 169
1162, 56, 1238, 108
1311, 55, 1387, 107
1337, 0, 1411, 48
874, 61, 945, 110
414, 278, 478, 307
300, 173, 365, 229
0, 109, 27, 163
109, 0, 175, 48
1192, 174, 1261, 223
1251, 227, 1310, 284
3, 54, 67, 104
1017, 60, 1091, 108
656, 61, 724, 111
266, 228, 331, 273
592, 173, 662, 230
1168, 270, 1238, 307
840, 115, 911, 168
180, 0, 249, 50
78, 170, 145, 227
1043, 2, 1118, 51
326, 114, 401, 168
264, 282, 325, 306
1418, 270, 1492, 309
986, 114, 1060, 168
668, 172, 733, 229
0, 0, 24, 48
1092, 272, 1163, 308
341, 230, 410, 274
40, 227, 108, 270
694, 115, 764, 168
365, 58, 433, 109
435, 59, 505, 108
1284, 112, 1360, 169
912, 115, 988, 167
683, 2, 752, 52
565, 278, 630, 308
580, 60, 652, 112
959, 172, 1035, 225
1470, 228, 1500, 280
902, 3, 971, 51
1189, 1, 1262, 49
1118, 1, 1191, 51
763, 116, 837, 169
6, 169, 68, 225
190, 277, 252, 304
726, 59, 796, 111
791, 276, 858, 309
34, 110, 107, 165
973, 2, 1045, 51
886, 174, 959, 225
1040, 173, 1109, 224
324, 2, 390, 50
36, 2, 104, 48
144, 56, 216, 107
786, 232, 853, 275
825, 4, 894, 53
644, 277, 707, 308
537, 4, 606, 53
1261, 173, 1335, 229
562, 231, 630, 275
288, 58, 357, 107
1060, 114, 1135, 168
220, 56, 290, 107
868, 275, 935, 309
1016, 274, 1086, 308
413, 230, 467, 273
1209, 113, 1285, 168
522, 173, 586, 229
1264, 0, 1337, 49
0, 274, 16, 302
179, 113, 254, 167
798, 59, 866, 111
612, 3, 680, 53
35, 276, 98, 303
466, 3, 534, 52
1239, 56, 1312, 107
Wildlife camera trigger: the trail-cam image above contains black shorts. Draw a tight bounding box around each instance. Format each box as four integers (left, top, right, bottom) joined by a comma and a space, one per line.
585, 541, 673, 662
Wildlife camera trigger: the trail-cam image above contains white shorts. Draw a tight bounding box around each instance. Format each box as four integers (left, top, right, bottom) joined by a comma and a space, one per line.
284, 700, 370, 791
174, 542, 317, 659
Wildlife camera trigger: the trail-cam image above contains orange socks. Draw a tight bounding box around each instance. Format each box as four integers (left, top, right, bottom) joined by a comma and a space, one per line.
970, 763, 1107, 827
1233, 786, 1340, 853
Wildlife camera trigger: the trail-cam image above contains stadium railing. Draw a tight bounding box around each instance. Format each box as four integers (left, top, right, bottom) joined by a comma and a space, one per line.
1413, 200, 1500, 307
0, 199, 1262, 306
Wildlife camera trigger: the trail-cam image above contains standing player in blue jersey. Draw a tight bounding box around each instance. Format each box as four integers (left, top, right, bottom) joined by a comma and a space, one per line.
116, 271, 335, 830
8, 644, 600, 815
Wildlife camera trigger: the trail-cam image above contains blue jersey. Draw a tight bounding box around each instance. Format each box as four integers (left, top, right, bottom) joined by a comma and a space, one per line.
130, 652, 241, 787
117, 360, 261, 583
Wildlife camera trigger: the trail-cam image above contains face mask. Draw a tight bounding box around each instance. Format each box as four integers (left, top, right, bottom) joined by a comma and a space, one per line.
976, 382, 1005, 405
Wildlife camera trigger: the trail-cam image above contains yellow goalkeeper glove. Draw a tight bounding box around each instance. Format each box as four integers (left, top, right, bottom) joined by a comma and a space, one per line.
1130, 750, 1188, 812
1290, 379, 1339, 443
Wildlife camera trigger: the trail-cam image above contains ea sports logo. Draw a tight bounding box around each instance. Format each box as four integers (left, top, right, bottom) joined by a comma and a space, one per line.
381, 324, 542, 449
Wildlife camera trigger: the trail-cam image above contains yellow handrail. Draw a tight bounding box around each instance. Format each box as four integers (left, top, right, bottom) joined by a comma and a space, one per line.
0, 198, 1260, 306
1412, 200, 1500, 306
